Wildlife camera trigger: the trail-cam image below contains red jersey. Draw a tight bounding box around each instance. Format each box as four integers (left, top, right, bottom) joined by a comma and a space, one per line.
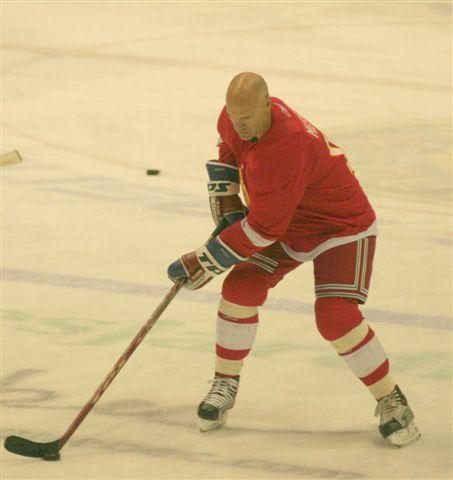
217, 97, 377, 262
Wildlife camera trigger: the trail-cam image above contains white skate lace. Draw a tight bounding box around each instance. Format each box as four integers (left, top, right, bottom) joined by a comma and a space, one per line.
202, 377, 239, 409
375, 389, 405, 421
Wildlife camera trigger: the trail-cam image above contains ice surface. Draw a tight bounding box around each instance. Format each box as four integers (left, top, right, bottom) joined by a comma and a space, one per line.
1, 2, 451, 479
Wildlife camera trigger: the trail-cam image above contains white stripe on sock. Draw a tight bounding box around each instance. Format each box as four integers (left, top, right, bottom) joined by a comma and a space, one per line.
216, 316, 258, 350
341, 335, 388, 378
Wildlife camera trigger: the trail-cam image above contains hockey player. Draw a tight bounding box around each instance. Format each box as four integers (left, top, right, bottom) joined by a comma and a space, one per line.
167, 72, 420, 447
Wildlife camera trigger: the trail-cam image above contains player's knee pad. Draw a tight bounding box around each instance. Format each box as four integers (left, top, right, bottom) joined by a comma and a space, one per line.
315, 297, 364, 342
222, 267, 269, 306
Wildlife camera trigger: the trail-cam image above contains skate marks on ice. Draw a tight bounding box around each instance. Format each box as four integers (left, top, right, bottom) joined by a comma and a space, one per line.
2, 386, 366, 442
2, 164, 206, 216
69, 437, 365, 480
3, 40, 450, 95
3, 432, 366, 480
428, 2, 452, 16
2, 268, 450, 331
327, 120, 451, 206
1, 369, 57, 407
3, 114, 451, 208
1, 122, 196, 180
2, 41, 450, 95
3, 306, 451, 380
1, 371, 368, 478
2, 399, 365, 479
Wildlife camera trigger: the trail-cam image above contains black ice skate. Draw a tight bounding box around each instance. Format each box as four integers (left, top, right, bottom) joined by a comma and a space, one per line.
197, 376, 240, 432
375, 385, 421, 447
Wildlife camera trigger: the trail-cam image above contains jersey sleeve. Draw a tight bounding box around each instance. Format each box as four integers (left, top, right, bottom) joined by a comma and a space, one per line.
219, 134, 313, 258
217, 139, 237, 166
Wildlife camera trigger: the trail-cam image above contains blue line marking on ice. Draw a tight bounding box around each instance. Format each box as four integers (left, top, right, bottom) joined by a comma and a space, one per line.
3, 269, 451, 331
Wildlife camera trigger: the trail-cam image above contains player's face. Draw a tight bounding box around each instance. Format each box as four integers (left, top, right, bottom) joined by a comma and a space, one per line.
227, 99, 270, 141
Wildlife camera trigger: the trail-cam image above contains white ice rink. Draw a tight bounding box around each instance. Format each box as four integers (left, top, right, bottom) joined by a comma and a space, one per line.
1, 2, 451, 479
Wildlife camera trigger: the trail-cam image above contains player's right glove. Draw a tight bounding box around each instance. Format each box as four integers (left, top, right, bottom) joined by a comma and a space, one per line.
167, 235, 246, 290
206, 160, 247, 227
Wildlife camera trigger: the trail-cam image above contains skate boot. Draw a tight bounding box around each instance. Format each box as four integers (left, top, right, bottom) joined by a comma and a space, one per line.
375, 385, 421, 447
197, 375, 240, 432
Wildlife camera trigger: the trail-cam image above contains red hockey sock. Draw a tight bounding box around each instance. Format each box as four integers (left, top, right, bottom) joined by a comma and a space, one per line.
316, 297, 395, 399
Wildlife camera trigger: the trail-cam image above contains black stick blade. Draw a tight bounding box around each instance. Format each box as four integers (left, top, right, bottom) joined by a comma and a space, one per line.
4, 436, 60, 460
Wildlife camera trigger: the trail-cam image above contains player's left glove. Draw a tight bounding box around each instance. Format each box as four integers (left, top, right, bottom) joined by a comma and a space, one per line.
206, 160, 248, 226
167, 236, 246, 290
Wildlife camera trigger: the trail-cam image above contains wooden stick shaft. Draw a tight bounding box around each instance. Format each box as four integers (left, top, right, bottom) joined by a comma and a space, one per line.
58, 280, 184, 449
0, 150, 22, 166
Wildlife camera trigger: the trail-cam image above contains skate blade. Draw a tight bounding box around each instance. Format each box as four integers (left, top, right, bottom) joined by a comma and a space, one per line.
388, 422, 421, 447
198, 411, 229, 432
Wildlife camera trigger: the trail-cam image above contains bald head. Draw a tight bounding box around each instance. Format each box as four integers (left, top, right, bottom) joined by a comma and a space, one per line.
226, 72, 269, 107
226, 72, 272, 141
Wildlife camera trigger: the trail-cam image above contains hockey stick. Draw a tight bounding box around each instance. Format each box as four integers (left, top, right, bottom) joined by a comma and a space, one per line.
4, 278, 185, 461
0, 150, 22, 166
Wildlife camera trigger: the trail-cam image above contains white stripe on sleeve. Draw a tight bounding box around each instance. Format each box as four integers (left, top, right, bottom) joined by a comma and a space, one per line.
240, 219, 274, 248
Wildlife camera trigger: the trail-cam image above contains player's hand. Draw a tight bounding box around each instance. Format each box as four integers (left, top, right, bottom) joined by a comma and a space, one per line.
167, 251, 216, 290
167, 237, 245, 290
206, 159, 248, 226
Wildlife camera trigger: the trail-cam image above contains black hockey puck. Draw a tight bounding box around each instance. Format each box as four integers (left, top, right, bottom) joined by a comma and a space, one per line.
146, 169, 160, 176
42, 452, 61, 461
